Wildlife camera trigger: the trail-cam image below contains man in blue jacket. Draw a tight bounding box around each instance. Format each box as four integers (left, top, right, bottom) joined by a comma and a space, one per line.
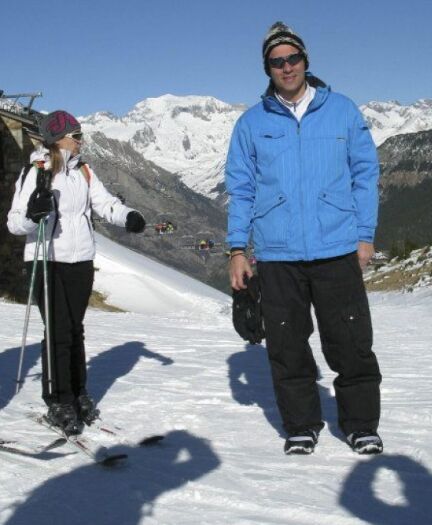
226, 22, 382, 455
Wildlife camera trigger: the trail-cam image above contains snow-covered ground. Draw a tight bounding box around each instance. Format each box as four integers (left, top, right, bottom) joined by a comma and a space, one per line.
0, 236, 431, 525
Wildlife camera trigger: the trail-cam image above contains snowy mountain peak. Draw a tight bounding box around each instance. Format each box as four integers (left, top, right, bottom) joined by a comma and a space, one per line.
80, 94, 432, 200
360, 98, 432, 145
81, 94, 245, 197
127, 94, 241, 122
79, 111, 119, 126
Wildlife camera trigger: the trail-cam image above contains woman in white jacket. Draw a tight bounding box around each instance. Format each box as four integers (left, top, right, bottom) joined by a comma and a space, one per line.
7, 110, 145, 434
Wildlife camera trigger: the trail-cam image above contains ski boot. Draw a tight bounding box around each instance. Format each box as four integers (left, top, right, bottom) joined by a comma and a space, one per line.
347, 431, 383, 454
76, 394, 100, 426
284, 430, 318, 455
47, 403, 81, 436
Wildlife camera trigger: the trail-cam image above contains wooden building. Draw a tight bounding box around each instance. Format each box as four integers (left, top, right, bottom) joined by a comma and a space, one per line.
0, 91, 42, 301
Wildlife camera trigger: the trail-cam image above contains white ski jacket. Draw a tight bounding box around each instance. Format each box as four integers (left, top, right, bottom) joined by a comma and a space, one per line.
7, 149, 135, 263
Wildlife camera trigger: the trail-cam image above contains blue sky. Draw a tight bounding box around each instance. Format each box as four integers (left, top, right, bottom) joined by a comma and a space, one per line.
1, 0, 431, 116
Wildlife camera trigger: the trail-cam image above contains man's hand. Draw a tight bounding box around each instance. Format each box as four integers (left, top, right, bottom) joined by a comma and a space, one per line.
357, 241, 375, 271
229, 253, 254, 290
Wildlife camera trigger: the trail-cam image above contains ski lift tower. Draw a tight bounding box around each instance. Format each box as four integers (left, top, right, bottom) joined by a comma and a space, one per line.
0, 90, 43, 141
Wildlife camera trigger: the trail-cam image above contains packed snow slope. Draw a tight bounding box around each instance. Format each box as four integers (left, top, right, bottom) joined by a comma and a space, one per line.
0, 235, 431, 525
92, 233, 229, 315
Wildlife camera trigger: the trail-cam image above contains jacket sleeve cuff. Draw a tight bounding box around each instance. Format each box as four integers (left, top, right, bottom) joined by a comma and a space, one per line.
357, 226, 375, 243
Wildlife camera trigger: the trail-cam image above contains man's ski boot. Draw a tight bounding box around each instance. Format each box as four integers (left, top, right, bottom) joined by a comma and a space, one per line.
47, 403, 81, 436
284, 430, 318, 455
76, 394, 100, 426
347, 431, 383, 454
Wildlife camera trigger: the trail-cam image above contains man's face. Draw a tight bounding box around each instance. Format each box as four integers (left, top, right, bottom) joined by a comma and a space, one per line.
268, 44, 306, 101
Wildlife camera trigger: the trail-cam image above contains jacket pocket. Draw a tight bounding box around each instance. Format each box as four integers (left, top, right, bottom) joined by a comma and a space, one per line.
318, 191, 356, 244
252, 195, 287, 248
258, 129, 285, 139
256, 128, 287, 166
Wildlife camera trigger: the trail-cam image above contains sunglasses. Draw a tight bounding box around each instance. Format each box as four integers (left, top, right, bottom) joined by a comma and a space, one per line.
268, 53, 304, 69
64, 132, 83, 141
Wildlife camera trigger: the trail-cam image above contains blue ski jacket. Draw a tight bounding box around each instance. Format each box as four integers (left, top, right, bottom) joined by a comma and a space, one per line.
225, 80, 380, 261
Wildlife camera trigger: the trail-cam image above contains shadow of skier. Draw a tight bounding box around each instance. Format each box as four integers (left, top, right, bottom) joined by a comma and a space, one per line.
87, 341, 174, 406
227, 343, 284, 437
0, 343, 40, 411
4, 430, 220, 525
339, 454, 432, 524
227, 344, 341, 439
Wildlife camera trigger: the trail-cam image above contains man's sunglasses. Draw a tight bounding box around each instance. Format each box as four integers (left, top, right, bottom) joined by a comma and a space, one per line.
268, 53, 304, 69
64, 132, 83, 141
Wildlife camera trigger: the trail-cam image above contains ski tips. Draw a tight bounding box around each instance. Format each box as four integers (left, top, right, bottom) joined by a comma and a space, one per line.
99, 453, 128, 467
43, 437, 68, 451
139, 435, 165, 447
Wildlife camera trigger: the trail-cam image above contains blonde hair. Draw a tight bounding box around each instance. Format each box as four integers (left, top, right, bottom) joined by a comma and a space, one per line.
47, 143, 64, 175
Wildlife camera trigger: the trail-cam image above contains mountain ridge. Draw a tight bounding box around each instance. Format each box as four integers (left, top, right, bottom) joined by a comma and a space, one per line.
81, 94, 432, 201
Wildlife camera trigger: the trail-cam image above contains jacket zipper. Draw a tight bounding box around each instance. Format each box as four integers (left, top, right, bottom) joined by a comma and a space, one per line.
70, 172, 78, 262
297, 120, 308, 259
268, 92, 324, 260
296, 98, 323, 260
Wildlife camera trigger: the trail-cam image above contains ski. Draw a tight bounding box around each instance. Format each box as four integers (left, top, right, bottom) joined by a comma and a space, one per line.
0, 436, 67, 458
89, 418, 164, 447
28, 413, 128, 466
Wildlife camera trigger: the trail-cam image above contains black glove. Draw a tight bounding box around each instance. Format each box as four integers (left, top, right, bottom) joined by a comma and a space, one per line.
26, 188, 54, 223
232, 275, 265, 344
126, 211, 146, 233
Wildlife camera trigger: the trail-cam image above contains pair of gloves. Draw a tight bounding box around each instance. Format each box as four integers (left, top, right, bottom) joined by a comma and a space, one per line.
232, 275, 266, 345
26, 189, 146, 234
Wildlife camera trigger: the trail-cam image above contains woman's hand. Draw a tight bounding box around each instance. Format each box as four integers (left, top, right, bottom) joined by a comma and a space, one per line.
126, 211, 146, 233
26, 188, 54, 223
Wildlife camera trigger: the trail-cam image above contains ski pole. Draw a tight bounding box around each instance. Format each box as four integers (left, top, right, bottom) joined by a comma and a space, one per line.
41, 217, 53, 396
15, 221, 43, 394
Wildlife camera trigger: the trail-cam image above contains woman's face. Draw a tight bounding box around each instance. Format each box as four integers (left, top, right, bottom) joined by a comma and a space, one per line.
56, 131, 83, 156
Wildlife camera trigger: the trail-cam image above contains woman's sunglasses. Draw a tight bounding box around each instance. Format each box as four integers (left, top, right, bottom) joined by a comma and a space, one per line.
268, 53, 304, 69
64, 132, 83, 141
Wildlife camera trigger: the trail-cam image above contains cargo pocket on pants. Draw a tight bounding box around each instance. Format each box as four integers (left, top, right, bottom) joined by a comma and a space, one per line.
342, 301, 373, 357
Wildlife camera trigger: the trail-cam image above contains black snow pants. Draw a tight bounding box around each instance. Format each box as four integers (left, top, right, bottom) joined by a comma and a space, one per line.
29, 260, 94, 406
257, 252, 381, 436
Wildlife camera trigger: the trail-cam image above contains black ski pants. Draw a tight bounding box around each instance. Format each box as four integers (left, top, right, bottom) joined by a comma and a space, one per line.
257, 252, 381, 436
28, 260, 94, 406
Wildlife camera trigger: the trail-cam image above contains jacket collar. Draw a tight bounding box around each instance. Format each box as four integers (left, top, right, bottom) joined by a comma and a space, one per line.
60, 149, 81, 170
29, 147, 81, 172
262, 72, 330, 116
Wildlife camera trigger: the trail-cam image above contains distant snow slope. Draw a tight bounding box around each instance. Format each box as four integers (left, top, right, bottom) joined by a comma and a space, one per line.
93, 233, 230, 315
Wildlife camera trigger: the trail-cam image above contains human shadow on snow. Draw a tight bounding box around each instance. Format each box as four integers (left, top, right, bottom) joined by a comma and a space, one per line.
87, 341, 173, 406
0, 343, 41, 411
227, 344, 340, 440
339, 454, 432, 525
4, 430, 220, 525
